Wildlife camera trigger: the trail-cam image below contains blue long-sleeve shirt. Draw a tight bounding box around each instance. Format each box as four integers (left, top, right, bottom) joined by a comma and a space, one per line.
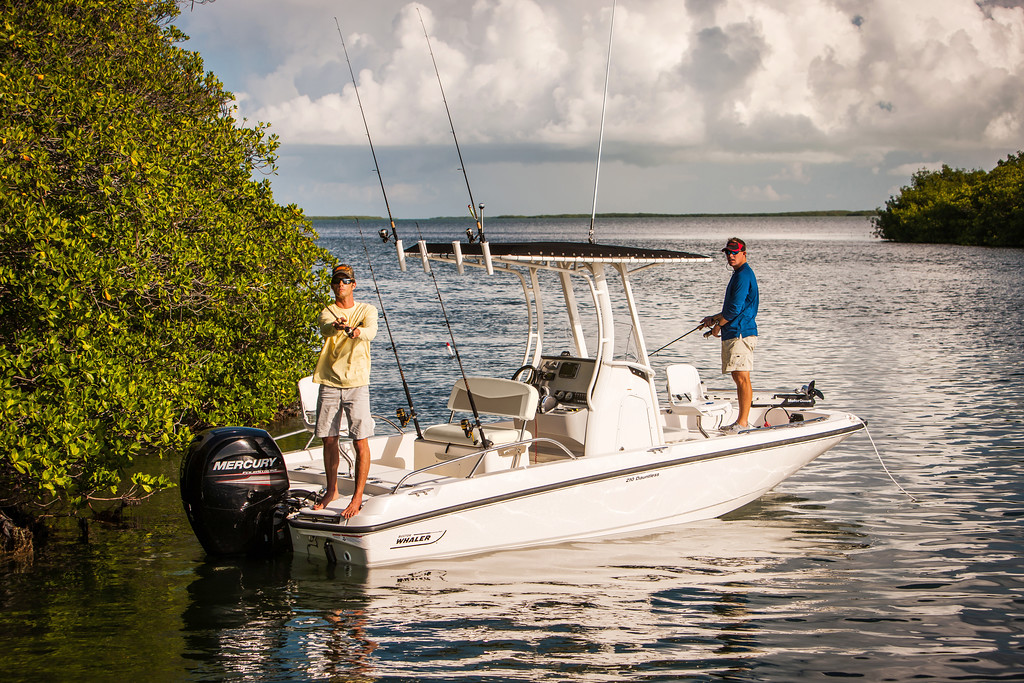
721, 262, 758, 339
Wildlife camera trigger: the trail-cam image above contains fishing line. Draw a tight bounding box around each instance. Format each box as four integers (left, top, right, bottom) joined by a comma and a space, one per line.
864, 424, 918, 502
416, 7, 485, 242
589, 0, 616, 245
334, 17, 399, 242
416, 223, 491, 448
356, 221, 423, 439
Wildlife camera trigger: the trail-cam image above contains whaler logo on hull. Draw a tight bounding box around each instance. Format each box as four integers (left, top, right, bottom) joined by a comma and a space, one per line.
392, 530, 446, 549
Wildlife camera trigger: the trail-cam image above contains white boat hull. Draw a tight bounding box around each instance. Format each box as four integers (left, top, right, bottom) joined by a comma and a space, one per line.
287, 412, 863, 567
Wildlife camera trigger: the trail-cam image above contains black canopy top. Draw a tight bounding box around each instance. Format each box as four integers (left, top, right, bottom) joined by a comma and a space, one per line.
406, 241, 711, 264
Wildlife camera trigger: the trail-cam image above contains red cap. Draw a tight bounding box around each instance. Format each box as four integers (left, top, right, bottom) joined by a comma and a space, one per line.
722, 238, 746, 254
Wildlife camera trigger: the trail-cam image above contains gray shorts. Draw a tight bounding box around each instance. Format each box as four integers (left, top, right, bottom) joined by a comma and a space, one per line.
722, 335, 757, 373
315, 384, 375, 440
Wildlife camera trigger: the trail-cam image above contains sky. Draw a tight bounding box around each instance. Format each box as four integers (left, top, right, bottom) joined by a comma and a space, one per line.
172, 0, 1024, 218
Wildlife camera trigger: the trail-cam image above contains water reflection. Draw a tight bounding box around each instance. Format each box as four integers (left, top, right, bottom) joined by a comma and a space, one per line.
177, 500, 867, 681
182, 558, 294, 679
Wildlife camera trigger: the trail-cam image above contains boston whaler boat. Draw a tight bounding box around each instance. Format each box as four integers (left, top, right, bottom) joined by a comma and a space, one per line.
181, 8, 863, 567
181, 236, 865, 567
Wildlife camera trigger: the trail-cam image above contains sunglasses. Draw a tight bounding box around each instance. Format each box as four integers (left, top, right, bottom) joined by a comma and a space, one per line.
334, 277, 355, 285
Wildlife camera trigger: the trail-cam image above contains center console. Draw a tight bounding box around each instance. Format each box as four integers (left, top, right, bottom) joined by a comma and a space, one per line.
533, 355, 596, 408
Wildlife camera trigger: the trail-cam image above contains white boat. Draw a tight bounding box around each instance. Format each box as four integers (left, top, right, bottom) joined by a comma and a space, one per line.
181, 238, 864, 567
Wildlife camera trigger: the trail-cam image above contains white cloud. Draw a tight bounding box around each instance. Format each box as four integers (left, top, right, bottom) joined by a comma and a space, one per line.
984, 111, 1022, 144
174, 0, 1024, 215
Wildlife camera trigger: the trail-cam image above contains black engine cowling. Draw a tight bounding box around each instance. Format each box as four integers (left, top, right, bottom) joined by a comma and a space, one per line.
180, 426, 292, 557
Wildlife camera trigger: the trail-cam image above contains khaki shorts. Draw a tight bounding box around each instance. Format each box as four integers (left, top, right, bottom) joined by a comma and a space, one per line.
315, 384, 375, 440
722, 335, 757, 373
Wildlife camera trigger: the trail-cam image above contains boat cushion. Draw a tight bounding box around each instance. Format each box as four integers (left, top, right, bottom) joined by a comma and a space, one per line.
421, 423, 530, 448
447, 376, 539, 421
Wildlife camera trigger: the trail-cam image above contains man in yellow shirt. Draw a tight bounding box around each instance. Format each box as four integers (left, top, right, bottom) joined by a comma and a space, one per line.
312, 264, 378, 518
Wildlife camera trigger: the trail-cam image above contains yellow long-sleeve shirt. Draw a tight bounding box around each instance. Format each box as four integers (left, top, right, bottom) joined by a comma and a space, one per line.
312, 301, 378, 388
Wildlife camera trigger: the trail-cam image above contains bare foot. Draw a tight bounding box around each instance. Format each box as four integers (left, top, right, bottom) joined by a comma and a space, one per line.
341, 497, 362, 519
312, 493, 337, 511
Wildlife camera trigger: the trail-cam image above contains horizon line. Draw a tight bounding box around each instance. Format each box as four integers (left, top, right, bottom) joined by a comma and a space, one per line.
308, 209, 877, 221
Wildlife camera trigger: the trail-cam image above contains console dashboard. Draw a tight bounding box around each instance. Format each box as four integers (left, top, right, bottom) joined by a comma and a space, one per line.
534, 355, 596, 408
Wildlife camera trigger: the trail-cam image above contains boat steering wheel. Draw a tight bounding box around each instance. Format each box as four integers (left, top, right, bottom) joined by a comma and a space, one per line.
511, 365, 538, 384
511, 366, 558, 414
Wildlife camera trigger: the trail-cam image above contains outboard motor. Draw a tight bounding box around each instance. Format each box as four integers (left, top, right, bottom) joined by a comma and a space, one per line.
181, 427, 292, 557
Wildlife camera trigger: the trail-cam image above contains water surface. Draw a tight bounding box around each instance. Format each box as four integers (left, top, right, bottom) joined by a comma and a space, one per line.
2, 216, 1022, 681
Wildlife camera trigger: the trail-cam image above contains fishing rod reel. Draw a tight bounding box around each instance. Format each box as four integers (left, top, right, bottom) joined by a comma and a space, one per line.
377, 226, 402, 244
464, 203, 486, 244
333, 321, 357, 338
395, 407, 415, 429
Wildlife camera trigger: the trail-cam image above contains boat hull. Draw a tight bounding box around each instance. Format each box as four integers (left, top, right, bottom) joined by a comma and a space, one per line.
288, 413, 863, 567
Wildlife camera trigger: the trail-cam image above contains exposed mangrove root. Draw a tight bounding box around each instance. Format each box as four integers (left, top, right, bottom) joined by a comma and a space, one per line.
1, 509, 36, 565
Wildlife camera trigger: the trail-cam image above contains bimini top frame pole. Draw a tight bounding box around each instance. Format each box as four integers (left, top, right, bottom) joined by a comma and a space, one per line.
401, 240, 712, 367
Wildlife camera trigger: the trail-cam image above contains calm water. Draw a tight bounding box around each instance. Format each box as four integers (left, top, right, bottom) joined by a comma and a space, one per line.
2, 216, 1023, 681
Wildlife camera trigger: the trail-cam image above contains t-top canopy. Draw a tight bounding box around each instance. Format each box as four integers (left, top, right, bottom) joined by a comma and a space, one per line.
406, 241, 712, 264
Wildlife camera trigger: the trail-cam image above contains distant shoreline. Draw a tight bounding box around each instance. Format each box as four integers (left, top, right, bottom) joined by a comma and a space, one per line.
308, 210, 877, 221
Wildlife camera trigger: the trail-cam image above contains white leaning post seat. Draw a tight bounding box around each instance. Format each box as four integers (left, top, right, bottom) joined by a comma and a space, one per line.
297, 375, 348, 448
664, 364, 734, 436
418, 376, 538, 474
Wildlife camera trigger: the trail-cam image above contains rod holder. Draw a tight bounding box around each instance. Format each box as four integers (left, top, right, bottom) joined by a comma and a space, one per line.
417, 240, 431, 274
481, 241, 493, 275
452, 241, 465, 275
396, 239, 406, 272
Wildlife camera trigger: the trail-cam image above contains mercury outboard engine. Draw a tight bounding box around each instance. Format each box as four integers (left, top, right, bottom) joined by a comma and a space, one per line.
181, 427, 292, 557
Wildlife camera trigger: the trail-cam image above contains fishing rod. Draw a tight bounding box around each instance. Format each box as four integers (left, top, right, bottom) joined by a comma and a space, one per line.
415, 223, 491, 449
589, 0, 616, 245
334, 17, 399, 243
357, 222, 424, 439
416, 7, 485, 243
648, 324, 702, 356
334, 17, 421, 436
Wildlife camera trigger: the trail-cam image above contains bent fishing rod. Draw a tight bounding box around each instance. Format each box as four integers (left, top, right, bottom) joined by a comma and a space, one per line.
334, 17, 399, 243
334, 17, 421, 436
416, 7, 485, 243
357, 222, 423, 439
648, 324, 702, 356
416, 223, 492, 449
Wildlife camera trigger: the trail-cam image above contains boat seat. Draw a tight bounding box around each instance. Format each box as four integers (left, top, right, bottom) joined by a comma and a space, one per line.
421, 423, 525, 449
664, 364, 733, 437
297, 375, 358, 474
445, 376, 539, 422
416, 376, 538, 475
298, 375, 348, 449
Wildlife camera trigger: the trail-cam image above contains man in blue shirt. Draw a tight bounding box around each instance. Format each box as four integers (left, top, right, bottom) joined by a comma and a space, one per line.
700, 237, 759, 432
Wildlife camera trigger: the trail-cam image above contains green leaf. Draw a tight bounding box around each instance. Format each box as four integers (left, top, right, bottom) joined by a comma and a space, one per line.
0, 0, 330, 519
